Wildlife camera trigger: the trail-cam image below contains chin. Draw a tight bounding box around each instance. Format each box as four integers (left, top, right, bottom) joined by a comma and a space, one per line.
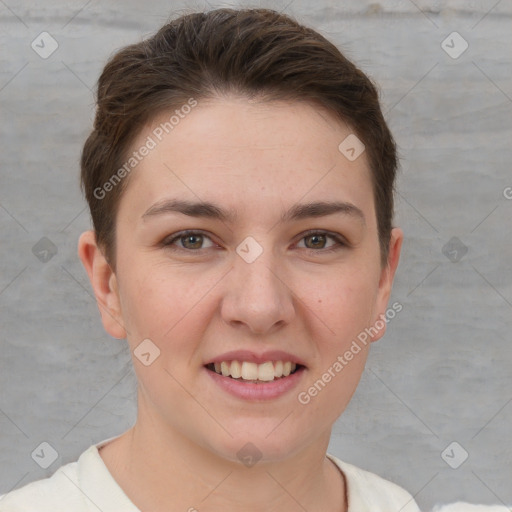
205, 429, 303, 466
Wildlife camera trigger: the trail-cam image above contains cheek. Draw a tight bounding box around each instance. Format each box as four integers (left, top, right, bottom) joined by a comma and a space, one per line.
297, 277, 373, 424
297, 266, 378, 418
300, 266, 378, 345
117, 260, 219, 349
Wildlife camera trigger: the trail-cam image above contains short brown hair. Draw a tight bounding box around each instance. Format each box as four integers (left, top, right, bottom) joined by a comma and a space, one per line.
81, 8, 398, 267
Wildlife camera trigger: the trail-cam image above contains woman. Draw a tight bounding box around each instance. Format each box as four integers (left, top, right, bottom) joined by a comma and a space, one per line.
0, 8, 418, 511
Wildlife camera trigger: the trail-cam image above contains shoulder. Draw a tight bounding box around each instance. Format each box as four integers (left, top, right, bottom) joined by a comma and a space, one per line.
0, 438, 138, 512
327, 454, 420, 512
0, 459, 83, 511
432, 504, 511, 511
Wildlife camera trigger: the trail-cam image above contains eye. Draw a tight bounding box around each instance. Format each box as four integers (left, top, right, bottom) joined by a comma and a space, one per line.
162, 230, 216, 251
296, 230, 346, 252
161, 229, 347, 253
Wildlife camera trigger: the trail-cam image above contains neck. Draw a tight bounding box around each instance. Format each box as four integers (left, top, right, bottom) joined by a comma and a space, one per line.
100, 398, 347, 512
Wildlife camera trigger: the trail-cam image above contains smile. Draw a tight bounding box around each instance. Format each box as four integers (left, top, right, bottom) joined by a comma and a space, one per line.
206, 360, 301, 383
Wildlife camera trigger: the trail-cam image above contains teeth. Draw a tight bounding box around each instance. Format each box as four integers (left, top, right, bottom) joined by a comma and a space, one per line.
210, 360, 298, 381
274, 360, 284, 377
241, 361, 258, 380
258, 361, 275, 381
221, 361, 230, 377
231, 360, 242, 379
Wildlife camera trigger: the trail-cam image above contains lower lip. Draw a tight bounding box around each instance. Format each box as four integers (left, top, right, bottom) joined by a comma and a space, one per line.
205, 366, 306, 401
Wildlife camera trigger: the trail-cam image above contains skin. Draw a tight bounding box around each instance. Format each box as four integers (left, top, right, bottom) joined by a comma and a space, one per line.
79, 96, 403, 512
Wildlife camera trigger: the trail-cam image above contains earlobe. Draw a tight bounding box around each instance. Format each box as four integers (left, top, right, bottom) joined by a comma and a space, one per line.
369, 227, 404, 343
78, 231, 127, 339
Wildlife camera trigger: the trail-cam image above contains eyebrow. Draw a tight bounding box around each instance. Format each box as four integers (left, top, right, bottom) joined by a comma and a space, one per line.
142, 199, 365, 225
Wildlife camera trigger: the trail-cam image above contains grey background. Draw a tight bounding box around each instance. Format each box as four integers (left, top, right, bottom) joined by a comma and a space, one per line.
0, 0, 511, 510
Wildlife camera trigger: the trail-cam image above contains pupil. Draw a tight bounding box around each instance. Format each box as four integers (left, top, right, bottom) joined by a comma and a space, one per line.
307, 234, 325, 248
184, 235, 202, 249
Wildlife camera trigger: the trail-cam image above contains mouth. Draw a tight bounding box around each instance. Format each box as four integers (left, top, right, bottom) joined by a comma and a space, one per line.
205, 360, 305, 383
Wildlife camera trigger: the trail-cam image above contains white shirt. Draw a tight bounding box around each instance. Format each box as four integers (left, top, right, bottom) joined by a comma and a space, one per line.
0, 436, 420, 512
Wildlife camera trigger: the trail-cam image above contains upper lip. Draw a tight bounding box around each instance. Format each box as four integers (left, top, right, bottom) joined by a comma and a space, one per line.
205, 350, 306, 367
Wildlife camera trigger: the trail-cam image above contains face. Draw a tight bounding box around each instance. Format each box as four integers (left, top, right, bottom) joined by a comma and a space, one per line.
81, 96, 402, 464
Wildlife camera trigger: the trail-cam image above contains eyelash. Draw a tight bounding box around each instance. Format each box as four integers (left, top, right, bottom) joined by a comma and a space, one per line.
161, 229, 347, 254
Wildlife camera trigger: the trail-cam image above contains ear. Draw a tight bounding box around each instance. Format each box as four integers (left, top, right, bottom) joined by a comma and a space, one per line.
77, 230, 127, 339
369, 227, 403, 343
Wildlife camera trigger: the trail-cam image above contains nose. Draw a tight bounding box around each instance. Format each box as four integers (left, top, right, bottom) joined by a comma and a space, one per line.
220, 248, 295, 335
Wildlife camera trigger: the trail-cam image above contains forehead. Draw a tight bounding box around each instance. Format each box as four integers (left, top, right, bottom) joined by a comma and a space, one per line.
119, 97, 375, 224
